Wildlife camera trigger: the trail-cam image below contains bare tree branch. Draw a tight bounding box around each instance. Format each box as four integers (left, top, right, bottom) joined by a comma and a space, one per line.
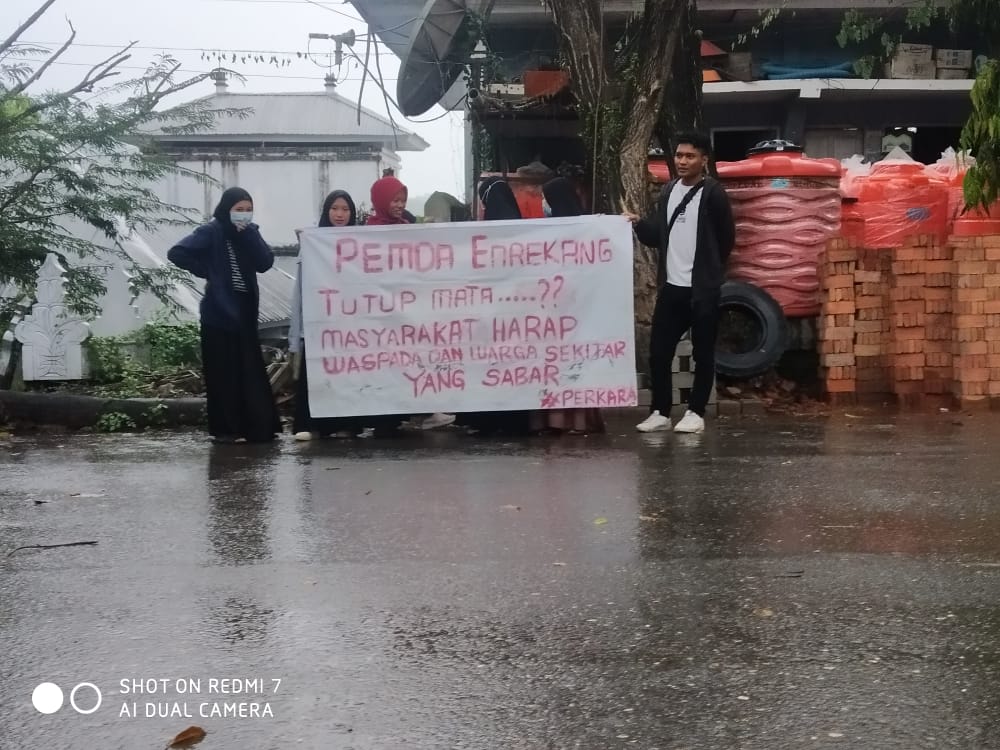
11, 44, 135, 123
6, 20, 76, 98
0, 0, 59, 57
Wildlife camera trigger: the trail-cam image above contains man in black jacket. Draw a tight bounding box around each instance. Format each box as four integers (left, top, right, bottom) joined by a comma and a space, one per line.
625, 133, 736, 434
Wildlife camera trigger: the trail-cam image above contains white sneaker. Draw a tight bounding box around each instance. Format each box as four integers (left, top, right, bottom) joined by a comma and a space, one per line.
421, 412, 456, 430
673, 410, 705, 434
357, 427, 375, 439
293, 431, 314, 442
636, 410, 671, 433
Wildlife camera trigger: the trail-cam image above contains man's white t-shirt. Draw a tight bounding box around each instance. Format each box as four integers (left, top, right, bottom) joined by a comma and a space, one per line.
665, 183, 702, 287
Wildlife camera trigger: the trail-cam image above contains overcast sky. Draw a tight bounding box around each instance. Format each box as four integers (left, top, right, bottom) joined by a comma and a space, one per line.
2, 0, 467, 200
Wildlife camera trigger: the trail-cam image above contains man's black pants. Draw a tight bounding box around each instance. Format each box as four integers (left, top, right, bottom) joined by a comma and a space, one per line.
648, 284, 719, 417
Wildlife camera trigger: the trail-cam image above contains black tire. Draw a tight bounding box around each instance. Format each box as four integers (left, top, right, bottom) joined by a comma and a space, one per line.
715, 281, 788, 378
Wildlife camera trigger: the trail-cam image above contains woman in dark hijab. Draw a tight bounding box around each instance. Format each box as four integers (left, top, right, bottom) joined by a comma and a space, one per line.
532, 177, 605, 435
290, 190, 362, 441
479, 177, 523, 220
457, 179, 531, 437
541, 176, 583, 218
168, 187, 281, 443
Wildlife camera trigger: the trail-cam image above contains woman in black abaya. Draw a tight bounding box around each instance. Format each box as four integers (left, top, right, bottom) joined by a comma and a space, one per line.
459, 178, 532, 436
168, 187, 281, 443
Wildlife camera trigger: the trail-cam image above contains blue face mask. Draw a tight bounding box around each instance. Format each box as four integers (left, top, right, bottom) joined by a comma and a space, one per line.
230, 210, 253, 228
542, 199, 553, 218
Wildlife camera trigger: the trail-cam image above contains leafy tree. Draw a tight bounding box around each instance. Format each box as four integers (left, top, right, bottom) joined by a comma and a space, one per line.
0, 0, 242, 386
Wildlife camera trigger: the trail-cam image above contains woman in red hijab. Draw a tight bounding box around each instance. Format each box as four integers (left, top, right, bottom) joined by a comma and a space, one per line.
365, 176, 410, 226
362, 175, 456, 431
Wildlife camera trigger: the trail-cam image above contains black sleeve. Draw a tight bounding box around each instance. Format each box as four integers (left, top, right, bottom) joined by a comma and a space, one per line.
712, 184, 736, 263
633, 213, 661, 249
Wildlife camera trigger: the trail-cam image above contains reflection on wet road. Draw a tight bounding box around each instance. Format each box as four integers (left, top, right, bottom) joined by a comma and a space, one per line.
1, 413, 999, 748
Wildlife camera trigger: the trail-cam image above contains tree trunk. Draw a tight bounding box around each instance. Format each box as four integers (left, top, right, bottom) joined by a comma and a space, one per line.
655, 0, 705, 177
545, 0, 687, 376
618, 0, 687, 376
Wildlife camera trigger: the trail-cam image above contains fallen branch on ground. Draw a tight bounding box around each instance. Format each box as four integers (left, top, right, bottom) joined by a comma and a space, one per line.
7, 540, 98, 557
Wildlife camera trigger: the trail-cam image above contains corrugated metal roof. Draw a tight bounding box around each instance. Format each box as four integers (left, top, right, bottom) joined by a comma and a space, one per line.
140, 227, 295, 328
148, 89, 428, 152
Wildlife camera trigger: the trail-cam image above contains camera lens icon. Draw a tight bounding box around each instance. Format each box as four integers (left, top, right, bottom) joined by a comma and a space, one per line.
32, 682, 102, 715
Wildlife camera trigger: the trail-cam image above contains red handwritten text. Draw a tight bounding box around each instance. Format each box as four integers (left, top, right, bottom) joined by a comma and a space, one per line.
404, 368, 466, 397
468, 345, 538, 363
545, 341, 627, 363
540, 388, 638, 408
431, 285, 494, 310
541, 387, 639, 409
482, 365, 560, 388
336, 238, 456, 274
472, 235, 613, 270
321, 319, 479, 350
492, 315, 578, 343
319, 289, 417, 316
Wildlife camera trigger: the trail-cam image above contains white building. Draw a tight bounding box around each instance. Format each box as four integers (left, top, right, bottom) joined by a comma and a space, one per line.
147, 72, 429, 244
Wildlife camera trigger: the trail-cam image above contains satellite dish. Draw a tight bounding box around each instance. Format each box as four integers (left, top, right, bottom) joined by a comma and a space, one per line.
397, 0, 494, 117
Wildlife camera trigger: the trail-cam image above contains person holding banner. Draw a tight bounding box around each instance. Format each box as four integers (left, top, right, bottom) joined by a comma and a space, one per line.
624, 133, 736, 435
529, 177, 606, 435
459, 177, 532, 436
364, 175, 456, 433
167, 187, 281, 444
290, 190, 366, 441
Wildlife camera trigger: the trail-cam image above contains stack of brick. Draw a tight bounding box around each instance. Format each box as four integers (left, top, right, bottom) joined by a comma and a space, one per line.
888, 237, 931, 406
951, 236, 992, 407
819, 237, 859, 401
854, 247, 892, 398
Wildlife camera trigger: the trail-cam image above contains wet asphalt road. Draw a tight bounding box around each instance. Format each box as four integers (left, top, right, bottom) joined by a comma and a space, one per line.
2, 411, 1000, 749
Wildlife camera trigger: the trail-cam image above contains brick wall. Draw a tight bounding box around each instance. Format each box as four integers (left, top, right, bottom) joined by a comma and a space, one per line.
819, 234, 1000, 409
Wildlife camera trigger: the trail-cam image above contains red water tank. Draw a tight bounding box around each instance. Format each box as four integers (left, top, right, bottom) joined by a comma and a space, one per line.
717, 143, 842, 317
851, 156, 949, 247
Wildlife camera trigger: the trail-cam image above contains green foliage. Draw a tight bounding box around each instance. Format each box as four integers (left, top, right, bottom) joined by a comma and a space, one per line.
0, 1, 246, 332
143, 321, 200, 371
143, 402, 169, 426
84, 322, 202, 397
961, 60, 1000, 211
96, 411, 136, 433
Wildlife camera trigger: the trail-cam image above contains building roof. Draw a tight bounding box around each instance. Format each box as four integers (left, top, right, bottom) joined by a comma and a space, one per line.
138, 227, 296, 329
146, 81, 428, 152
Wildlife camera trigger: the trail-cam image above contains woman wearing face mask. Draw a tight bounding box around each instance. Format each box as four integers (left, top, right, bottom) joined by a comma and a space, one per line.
168, 187, 281, 443
531, 177, 606, 435
364, 175, 456, 432
290, 190, 364, 441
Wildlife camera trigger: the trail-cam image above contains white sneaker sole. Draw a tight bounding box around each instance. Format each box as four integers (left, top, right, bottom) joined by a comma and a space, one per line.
636, 422, 671, 433
422, 414, 456, 430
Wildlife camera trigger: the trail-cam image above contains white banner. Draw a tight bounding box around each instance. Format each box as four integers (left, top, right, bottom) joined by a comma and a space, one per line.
299, 216, 637, 417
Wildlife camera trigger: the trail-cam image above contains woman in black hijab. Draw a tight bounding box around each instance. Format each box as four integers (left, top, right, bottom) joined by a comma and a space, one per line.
168, 187, 281, 443
533, 177, 605, 435
458, 179, 531, 437
479, 177, 523, 220
290, 190, 364, 440
541, 177, 583, 217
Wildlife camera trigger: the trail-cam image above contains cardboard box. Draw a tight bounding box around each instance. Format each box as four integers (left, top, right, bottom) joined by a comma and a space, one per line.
895, 43, 933, 63
726, 52, 754, 82
936, 67, 970, 80
935, 48, 973, 69
885, 59, 936, 79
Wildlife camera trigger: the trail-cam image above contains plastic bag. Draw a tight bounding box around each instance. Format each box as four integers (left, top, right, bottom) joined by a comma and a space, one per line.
839, 154, 871, 199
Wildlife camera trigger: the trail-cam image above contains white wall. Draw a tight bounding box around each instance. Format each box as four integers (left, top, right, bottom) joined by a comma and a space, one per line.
159, 156, 400, 243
